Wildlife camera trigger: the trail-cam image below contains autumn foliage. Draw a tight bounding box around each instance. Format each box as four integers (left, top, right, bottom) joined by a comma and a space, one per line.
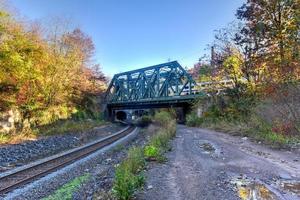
0, 9, 106, 131
189, 0, 300, 140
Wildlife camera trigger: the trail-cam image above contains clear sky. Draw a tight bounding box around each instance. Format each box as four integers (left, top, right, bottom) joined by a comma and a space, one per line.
9, 0, 244, 77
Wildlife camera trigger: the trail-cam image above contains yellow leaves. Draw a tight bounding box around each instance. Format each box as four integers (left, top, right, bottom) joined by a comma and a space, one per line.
223, 55, 243, 79
1, 6, 106, 127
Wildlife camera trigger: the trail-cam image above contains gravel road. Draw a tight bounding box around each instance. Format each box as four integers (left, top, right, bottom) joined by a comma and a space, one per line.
137, 125, 300, 200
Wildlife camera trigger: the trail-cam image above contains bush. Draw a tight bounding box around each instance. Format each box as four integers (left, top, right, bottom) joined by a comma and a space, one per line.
112, 111, 177, 199
144, 116, 177, 162
39, 119, 105, 136
112, 165, 144, 200
246, 117, 290, 147
186, 112, 204, 127
112, 146, 145, 200
150, 132, 169, 150
144, 145, 164, 161
154, 111, 173, 127
136, 115, 152, 127
125, 146, 145, 174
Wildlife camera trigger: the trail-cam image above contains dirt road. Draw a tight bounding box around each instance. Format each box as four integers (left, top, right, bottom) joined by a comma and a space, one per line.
137, 125, 300, 200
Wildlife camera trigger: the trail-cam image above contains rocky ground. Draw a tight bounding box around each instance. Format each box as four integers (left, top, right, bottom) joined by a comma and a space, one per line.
0, 123, 123, 172
136, 125, 300, 200
3, 125, 300, 200
3, 126, 151, 200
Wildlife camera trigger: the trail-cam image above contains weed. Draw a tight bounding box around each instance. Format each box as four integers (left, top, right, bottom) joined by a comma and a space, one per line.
112, 144, 125, 153
126, 146, 146, 174
135, 115, 152, 127
112, 110, 177, 200
43, 173, 90, 200
154, 111, 173, 127
0, 130, 37, 145
112, 158, 145, 200
112, 146, 145, 200
39, 119, 106, 136
144, 145, 165, 162
0, 133, 10, 144
186, 112, 204, 127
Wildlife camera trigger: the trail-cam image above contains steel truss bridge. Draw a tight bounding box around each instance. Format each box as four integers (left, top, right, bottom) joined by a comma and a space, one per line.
104, 61, 204, 119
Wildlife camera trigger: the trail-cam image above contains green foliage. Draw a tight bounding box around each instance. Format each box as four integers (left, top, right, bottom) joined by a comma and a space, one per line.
43, 173, 90, 200
39, 119, 105, 136
186, 112, 204, 127
223, 55, 243, 82
0, 7, 106, 134
245, 117, 290, 147
136, 115, 152, 127
144, 115, 177, 162
125, 147, 146, 174
154, 111, 173, 127
0, 133, 10, 144
112, 165, 144, 200
112, 146, 145, 200
150, 132, 169, 151
144, 145, 164, 162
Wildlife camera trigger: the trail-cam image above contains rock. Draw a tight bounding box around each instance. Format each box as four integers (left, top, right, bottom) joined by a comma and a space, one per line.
147, 185, 153, 190
242, 137, 248, 141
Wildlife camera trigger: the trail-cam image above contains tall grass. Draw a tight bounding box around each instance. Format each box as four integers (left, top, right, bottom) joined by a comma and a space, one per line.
144, 111, 176, 161
38, 119, 106, 136
112, 111, 177, 200
112, 146, 145, 200
186, 112, 299, 148
0, 119, 106, 145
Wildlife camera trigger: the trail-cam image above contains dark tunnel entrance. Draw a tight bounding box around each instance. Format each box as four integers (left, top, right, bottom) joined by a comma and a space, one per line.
115, 111, 127, 121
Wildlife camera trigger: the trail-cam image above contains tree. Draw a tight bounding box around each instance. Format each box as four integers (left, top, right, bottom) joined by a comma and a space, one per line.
236, 0, 300, 81
0, 6, 107, 130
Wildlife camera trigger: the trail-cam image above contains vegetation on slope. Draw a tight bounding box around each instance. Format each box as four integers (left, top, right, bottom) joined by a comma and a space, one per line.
0, 5, 107, 143
187, 0, 300, 148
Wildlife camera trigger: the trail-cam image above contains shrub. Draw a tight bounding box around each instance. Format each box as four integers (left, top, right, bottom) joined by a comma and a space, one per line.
144, 145, 164, 161
186, 112, 204, 127
154, 111, 173, 127
112, 110, 177, 199
125, 146, 145, 174
150, 132, 169, 150
136, 115, 152, 127
246, 117, 289, 147
112, 165, 144, 200
165, 121, 177, 138
39, 119, 105, 136
112, 146, 145, 200
144, 116, 176, 162
0, 133, 10, 144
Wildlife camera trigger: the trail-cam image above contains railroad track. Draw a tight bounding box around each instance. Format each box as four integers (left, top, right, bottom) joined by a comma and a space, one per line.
0, 125, 136, 195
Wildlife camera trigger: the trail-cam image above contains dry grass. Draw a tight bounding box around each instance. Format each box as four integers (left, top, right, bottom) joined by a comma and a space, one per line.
39, 119, 106, 136
0, 130, 37, 145
0, 119, 106, 145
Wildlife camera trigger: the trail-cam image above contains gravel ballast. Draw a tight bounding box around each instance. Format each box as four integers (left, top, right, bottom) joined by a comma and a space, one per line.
0, 123, 123, 172
3, 127, 141, 200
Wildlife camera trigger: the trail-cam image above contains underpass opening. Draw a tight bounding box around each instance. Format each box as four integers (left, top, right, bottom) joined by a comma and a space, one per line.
115, 111, 127, 121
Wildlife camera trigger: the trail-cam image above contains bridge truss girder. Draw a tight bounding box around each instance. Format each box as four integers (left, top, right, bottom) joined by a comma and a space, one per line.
105, 61, 197, 104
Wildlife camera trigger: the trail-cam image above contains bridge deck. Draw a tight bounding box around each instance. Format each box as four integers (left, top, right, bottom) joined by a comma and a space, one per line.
107, 94, 204, 109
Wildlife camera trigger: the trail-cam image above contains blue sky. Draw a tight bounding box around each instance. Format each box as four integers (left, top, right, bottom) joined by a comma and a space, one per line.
10, 0, 244, 77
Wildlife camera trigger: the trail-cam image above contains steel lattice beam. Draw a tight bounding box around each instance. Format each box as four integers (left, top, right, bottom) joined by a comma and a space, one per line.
105, 61, 201, 106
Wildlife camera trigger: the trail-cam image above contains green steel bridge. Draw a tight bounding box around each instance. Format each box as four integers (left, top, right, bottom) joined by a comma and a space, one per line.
104, 61, 204, 120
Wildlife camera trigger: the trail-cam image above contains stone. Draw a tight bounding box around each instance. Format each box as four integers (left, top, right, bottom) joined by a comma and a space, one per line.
242, 137, 248, 141
147, 185, 153, 190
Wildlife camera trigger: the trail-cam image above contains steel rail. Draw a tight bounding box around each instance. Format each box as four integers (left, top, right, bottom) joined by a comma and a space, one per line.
0, 125, 135, 195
